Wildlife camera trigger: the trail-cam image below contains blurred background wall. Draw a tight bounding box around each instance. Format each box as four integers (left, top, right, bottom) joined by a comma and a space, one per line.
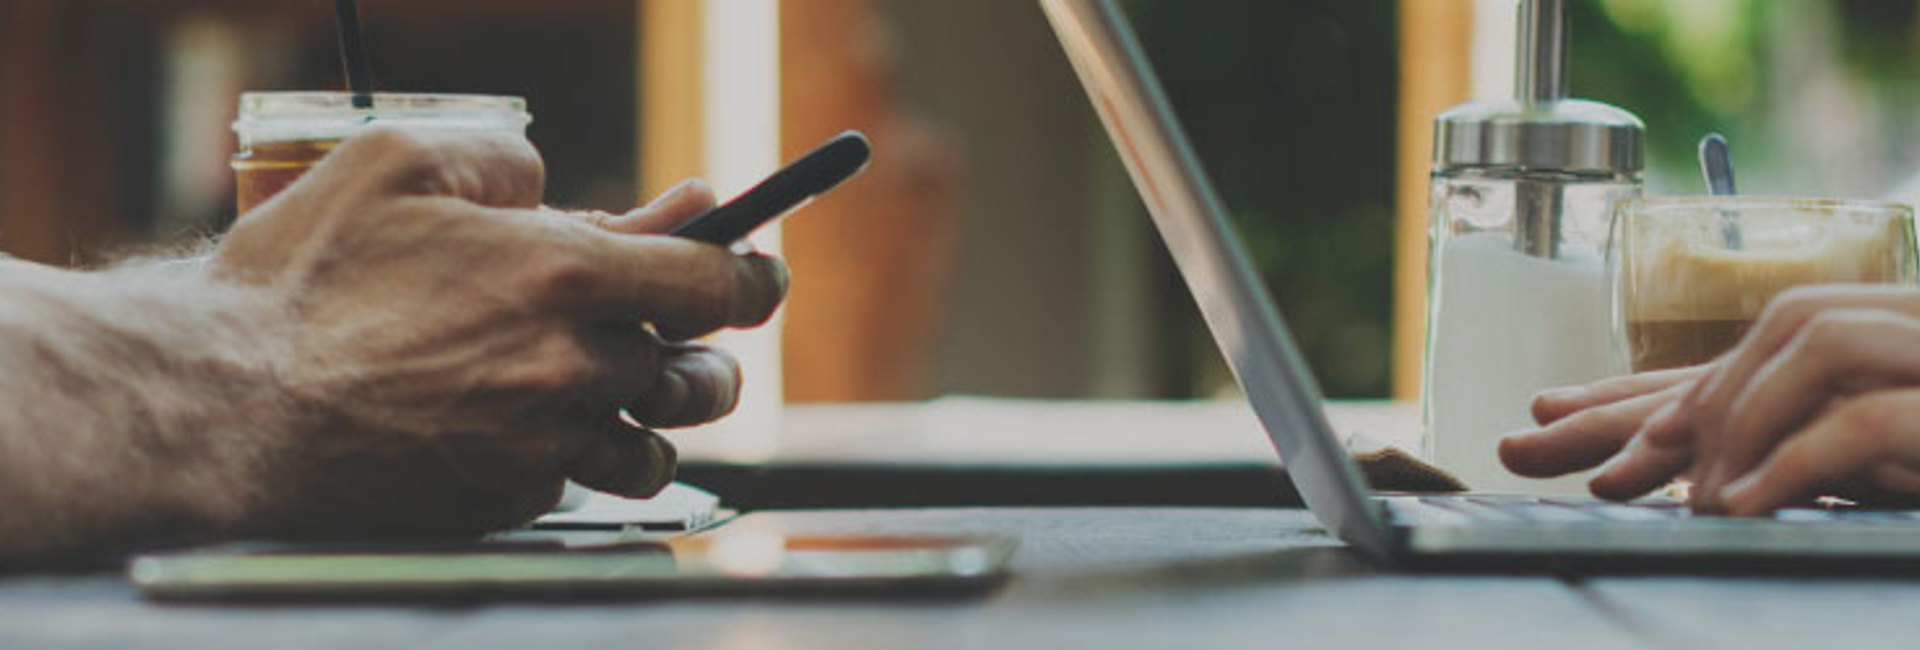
7, 0, 1920, 405
0, 0, 639, 261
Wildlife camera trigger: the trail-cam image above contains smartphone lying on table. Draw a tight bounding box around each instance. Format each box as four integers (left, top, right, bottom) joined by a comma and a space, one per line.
130, 532, 1014, 602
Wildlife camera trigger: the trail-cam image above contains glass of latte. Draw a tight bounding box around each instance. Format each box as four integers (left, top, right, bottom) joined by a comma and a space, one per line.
1611, 197, 1917, 372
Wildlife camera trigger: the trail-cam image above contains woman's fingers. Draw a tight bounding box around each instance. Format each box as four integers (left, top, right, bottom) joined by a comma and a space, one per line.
1501, 381, 1690, 478
1680, 287, 1920, 490
1588, 424, 1694, 501
1531, 366, 1708, 426
1642, 384, 1706, 447
1720, 390, 1920, 516
1697, 310, 1920, 509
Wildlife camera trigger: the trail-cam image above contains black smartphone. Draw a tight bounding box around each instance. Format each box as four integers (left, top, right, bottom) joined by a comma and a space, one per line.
667, 130, 872, 245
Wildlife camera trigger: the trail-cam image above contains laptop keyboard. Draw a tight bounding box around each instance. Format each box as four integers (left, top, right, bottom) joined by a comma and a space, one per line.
1396, 495, 1920, 525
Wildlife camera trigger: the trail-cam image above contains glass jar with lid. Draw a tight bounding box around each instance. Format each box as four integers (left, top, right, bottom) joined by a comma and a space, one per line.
231, 92, 532, 214
1422, 0, 1644, 494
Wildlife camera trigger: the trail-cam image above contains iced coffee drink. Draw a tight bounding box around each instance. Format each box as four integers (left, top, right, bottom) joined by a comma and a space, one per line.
232, 92, 531, 214
1614, 197, 1917, 371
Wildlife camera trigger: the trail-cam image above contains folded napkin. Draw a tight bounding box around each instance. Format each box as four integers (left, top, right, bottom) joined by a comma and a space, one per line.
1345, 433, 1467, 493
536, 482, 722, 531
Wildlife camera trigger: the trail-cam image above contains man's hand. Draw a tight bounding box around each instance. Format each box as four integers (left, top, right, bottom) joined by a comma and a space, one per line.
1499, 286, 1920, 516
212, 129, 786, 537
0, 128, 785, 563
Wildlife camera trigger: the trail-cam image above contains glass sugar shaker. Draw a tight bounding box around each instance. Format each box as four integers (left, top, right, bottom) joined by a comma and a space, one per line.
1421, 0, 1645, 494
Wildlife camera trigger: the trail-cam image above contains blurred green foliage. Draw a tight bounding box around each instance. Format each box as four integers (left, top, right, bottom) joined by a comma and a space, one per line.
1573, 0, 1767, 192
1578, 0, 1920, 194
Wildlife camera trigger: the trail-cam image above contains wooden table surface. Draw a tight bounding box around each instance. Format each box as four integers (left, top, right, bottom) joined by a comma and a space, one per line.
8, 507, 1920, 649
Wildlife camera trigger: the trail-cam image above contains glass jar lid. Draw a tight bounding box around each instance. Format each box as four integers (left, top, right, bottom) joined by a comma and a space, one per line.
233, 92, 531, 144
1433, 99, 1643, 175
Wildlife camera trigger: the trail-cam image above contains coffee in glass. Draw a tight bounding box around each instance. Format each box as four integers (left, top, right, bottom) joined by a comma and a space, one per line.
1612, 197, 1917, 372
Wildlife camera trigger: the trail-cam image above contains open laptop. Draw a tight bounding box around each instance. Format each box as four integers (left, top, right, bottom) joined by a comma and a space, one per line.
1041, 0, 1920, 570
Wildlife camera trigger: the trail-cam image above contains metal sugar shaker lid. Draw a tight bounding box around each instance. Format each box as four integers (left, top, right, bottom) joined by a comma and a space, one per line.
1432, 0, 1644, 176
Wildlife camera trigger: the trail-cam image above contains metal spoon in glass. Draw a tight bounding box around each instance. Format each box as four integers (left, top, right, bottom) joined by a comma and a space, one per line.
1698, 132, 1742, 249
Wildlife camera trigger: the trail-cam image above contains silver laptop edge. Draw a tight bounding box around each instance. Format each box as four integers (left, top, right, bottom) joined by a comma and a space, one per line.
1038, 0, 1391, 559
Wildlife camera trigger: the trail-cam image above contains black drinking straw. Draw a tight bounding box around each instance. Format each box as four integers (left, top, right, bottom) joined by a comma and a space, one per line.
334, 0, 374, 109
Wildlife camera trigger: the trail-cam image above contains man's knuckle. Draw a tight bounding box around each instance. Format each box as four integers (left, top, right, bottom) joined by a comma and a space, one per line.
517, 252, 600, 307
469, 134, 545, 204
729, 256, 781, 325
501, 137, 545, 183
722, 351, 743, 385
352, 127, 433, 162
505, 338, 596, 394
689, 253, 737, 328
533, 357, 596, 394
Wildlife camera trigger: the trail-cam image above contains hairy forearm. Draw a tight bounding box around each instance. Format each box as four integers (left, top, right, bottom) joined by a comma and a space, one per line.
0, 257, 297, 564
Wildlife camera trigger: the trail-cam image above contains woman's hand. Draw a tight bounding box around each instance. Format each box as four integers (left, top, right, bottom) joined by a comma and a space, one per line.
1501, 286, 1920, 516
1498, 366, 1705, 499
1642, 286, 1920, 514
